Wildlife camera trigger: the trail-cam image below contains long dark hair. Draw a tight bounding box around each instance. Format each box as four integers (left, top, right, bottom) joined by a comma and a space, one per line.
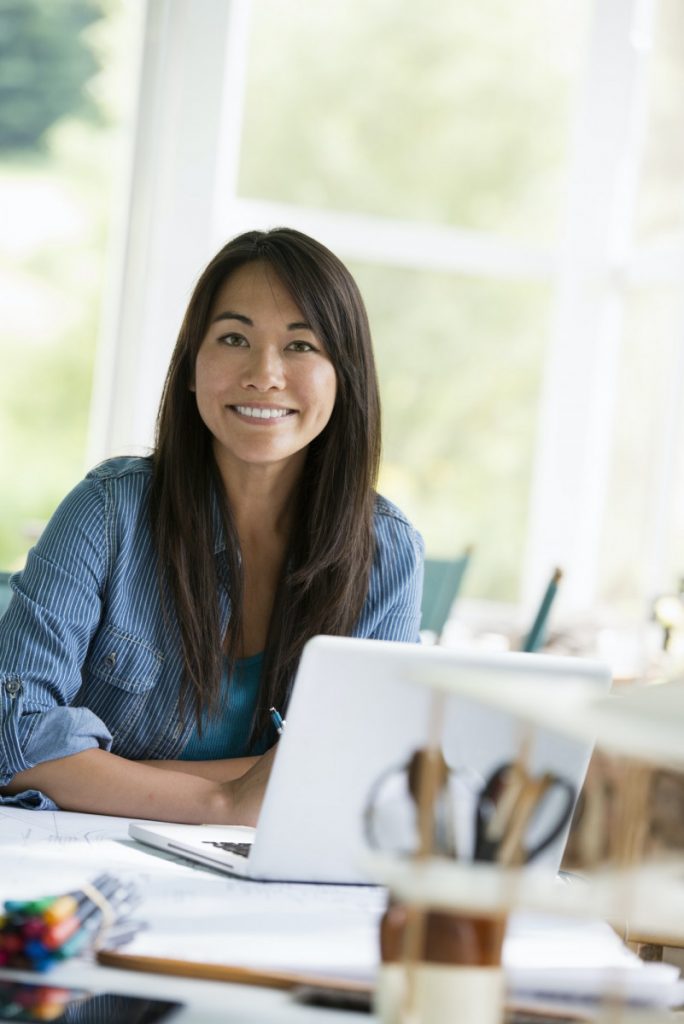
151, 228, 381, 743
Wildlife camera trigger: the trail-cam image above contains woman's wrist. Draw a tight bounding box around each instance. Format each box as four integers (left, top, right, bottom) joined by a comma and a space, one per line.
201, 778, 237, 824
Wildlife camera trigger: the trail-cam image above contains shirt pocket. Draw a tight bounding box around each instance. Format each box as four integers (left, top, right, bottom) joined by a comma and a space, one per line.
84, 624, 163, 693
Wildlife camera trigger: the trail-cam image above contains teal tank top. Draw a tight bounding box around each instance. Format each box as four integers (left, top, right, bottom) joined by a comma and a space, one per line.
180, 652, 273, 759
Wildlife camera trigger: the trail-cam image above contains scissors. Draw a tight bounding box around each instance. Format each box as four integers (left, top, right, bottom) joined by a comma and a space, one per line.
473, 761, 576, 865
362, 749, 457, 857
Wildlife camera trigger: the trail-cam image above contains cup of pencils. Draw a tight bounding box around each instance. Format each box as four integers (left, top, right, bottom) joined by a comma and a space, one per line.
0, 873, 138, 972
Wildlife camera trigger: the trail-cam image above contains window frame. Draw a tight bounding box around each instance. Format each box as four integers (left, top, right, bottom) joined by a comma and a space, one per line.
90, 0, 684, 615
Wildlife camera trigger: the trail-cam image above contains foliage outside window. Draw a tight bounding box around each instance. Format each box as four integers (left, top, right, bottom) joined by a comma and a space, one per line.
0, 0, 135, 568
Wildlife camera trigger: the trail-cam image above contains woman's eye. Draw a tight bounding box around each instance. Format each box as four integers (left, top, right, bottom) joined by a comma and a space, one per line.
218, 332, 248, 347
287, 341, 316, 353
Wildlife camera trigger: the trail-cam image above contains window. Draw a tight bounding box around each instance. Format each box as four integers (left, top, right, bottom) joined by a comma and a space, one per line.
0, 0, 140, 569
230, 0, 590, 601
42, 0, 684, 620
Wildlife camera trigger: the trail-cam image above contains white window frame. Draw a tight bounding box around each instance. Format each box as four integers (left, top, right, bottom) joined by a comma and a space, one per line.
89, 0, 684, 616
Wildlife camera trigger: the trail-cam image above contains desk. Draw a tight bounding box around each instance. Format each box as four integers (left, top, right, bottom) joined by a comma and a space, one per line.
1, 807, 683, 1024
0, 807, 363, 1023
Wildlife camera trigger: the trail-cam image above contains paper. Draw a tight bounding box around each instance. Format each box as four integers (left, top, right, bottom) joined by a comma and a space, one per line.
0, 807, 161, 891
0, 807, 383, 981
505, 913, 684, 1007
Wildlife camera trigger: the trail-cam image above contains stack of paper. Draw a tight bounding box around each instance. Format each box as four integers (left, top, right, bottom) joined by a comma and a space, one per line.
505, 912, 684, 1011
110, 884, 684, 1012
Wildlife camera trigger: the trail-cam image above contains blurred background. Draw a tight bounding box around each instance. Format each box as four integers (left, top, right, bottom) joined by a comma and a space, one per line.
2, 0, 684, 667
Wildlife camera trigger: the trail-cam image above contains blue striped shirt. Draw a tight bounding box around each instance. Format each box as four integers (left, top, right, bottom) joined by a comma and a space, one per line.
0, 456, 424, 809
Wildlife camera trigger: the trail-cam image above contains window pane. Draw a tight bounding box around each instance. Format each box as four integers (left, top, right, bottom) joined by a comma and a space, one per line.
349, 262, 550, 601
668, 338, 684, 583
239, 0, 590, 242
597, 287, 682, 614
0, 0, 139, 568
634, 0, 684, 242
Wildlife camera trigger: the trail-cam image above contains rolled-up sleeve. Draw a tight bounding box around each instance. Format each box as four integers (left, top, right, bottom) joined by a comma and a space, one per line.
0, 477, 114, 806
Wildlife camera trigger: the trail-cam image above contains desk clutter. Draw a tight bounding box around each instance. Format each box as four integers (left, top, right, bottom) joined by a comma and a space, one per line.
1, 808, 684, 1024
357, 662, 684, 1024
0, 873, 140, 973
4, 646, 684, 1022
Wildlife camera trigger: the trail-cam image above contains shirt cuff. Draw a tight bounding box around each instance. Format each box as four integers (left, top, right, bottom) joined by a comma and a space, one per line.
0, 787, 59, 810
1, 702, 113, 785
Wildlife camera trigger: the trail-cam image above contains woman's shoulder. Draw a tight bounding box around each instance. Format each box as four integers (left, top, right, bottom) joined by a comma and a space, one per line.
81, 455, 154, 506
354, 495, 424, 641
36, 456, 154, 553
373, 494, 425, 557
86, 454, 154, 485
373, 493, 413, 526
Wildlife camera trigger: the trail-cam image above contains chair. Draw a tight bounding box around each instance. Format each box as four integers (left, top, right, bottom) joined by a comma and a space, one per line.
521, 567, 563, 653
420, 548, 472, 641
0, 571, 13, 618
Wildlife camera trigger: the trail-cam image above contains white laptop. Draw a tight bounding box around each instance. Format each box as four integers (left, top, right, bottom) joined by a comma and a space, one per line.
129, 635, 610, 883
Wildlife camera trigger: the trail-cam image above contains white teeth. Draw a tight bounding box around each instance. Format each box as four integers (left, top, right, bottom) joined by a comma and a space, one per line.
234, 405, 291, 420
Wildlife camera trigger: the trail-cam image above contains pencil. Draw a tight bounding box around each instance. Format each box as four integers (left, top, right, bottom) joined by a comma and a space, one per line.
522, 567, 563, 653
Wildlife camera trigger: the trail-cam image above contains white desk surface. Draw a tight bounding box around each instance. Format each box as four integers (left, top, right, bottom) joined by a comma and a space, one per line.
0, 807, 368, 1023
1, 807, 683, 1024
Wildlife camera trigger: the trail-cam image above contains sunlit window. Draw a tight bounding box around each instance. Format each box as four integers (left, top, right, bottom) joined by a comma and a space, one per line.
0, 0, 139, 568
235, 0, 591, 601
5, 0, 684, 629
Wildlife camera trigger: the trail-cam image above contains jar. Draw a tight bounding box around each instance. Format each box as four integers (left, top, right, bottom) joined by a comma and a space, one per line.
375, 902, 506, 1024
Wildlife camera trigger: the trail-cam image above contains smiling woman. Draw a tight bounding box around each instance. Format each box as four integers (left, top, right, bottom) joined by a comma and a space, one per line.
0, 227, 425, 827
192, 262, 337, 480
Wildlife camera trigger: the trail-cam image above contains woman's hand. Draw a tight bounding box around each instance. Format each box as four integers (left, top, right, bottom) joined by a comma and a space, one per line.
221, 745, 278, 826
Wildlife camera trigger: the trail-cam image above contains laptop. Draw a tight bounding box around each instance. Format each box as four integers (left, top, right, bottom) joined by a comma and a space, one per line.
129, 635, 610, 883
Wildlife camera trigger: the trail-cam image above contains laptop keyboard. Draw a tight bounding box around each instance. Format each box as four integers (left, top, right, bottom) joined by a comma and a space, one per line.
202, 841, 252, 858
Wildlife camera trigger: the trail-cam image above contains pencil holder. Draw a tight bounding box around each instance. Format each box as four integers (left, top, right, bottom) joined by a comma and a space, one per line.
375, 902, 506, 1024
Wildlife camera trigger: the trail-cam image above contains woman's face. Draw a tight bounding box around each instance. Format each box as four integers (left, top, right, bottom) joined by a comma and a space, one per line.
192, 261, 337, 479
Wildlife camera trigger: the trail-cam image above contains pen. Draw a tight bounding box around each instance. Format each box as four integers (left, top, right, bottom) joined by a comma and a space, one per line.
522, 567, 563, 653
269, 706, 285, 735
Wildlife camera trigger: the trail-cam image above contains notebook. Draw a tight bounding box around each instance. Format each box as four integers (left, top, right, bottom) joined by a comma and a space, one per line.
129, 635, 610, 883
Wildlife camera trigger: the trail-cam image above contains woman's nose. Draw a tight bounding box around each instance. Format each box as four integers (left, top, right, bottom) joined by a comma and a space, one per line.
242, 347, 285, 390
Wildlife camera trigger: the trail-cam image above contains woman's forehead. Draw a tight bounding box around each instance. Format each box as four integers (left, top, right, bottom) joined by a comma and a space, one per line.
210, 261, 307, 323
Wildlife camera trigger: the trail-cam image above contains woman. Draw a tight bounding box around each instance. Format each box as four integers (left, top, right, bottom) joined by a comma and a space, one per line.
0, 228, 424, 824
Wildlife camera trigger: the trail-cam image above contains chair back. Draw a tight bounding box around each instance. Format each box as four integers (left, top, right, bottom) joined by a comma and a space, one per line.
0, 571, 12, 618
420, 549, 472, 638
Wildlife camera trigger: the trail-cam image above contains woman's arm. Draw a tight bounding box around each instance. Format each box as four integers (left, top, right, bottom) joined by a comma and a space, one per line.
360, 503, 425, 642
139, 756, 259, 782
0, 747, 274, 826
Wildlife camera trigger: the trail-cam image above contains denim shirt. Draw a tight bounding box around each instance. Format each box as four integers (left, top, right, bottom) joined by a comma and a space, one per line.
0, 457, 424, 809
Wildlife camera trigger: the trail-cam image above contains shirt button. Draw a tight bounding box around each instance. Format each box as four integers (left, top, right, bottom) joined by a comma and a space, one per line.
4, 680, 22, 698
104, 651, 117, 669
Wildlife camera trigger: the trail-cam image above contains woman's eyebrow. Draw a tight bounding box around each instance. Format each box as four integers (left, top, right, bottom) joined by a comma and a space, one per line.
211, 311, 314, 332
211, 310, 252, 325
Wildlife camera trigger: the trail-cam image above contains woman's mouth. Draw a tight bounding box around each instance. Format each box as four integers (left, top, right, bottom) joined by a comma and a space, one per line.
230, 405, 295, 421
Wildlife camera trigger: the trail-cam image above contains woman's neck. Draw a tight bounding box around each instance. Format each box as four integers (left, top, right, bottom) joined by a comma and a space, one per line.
223, 471, 298, 658
215, 451, 305, 545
